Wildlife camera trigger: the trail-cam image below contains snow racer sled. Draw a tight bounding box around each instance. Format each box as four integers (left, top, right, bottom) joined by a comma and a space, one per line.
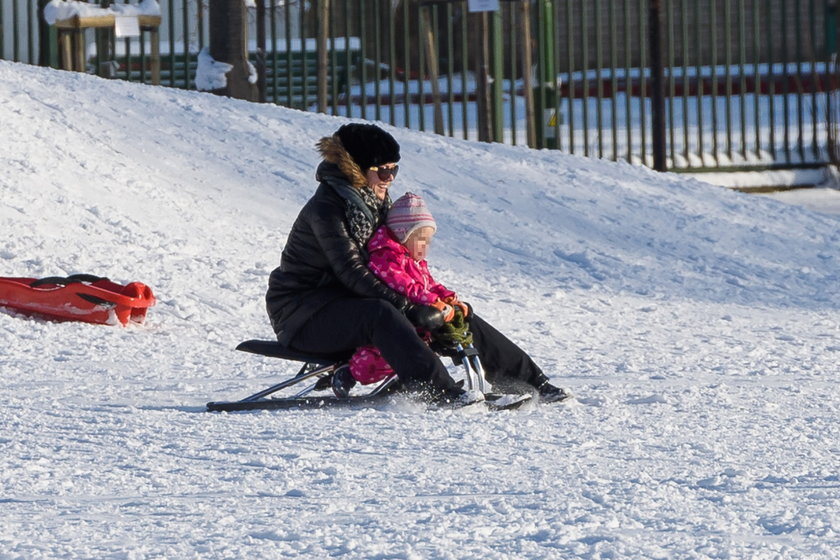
206, 339, 531, 412
0, 274, 156, 326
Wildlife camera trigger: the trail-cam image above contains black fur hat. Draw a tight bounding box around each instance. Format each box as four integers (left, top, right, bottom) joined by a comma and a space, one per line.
335, 123, 401, 170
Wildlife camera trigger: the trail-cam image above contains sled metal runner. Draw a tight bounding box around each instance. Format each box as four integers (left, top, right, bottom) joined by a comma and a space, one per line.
206, 339, 505, 412
206, 340, 398, 412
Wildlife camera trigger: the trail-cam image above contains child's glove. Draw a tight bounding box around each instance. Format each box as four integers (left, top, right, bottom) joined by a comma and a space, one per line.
443, 295, 469, 318
432, 299, 455, 322
432, 307, 474, 348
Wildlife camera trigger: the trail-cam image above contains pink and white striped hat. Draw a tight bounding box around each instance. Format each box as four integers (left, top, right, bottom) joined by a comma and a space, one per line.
386, 192, 437, 242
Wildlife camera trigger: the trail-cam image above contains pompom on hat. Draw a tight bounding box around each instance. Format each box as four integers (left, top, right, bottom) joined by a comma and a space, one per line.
386, 192, 436, 243
335, 123, 401, 171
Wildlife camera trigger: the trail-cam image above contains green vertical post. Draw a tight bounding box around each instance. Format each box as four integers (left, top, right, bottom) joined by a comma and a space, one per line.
139, 29, 147, 83
197, 0, 205, 51
695, 0, 705, 166
340, 0, 346, 112
492, 7, 504, 142
809, 0, 820, 160
624, 0, 632, 162
476, 11, 492, 142
373, 0, 382, 122
124, 37, 132, 81
269, 0, 277, 104
737, 0, 747, 160
595, 0, 603, 158
827, 0, 838, 56
681, 0, 689, 165
665, 0, 674, 165
550, 0, 561, 149
256, 0, 266, 103
825, 0, 836, 160
795, 0, 805, 160
285, 0, 293, 107
649, 0, 667, 171
37, 0, 57, 67
28, 0, 36, 65
417, 4, 425, 131
359, 0, 368, 120
781, 0, 791, 162
508, 3, 518, 145
13, 0, 20, 61
710, 0, 719, 163
329, 1, 337, 115
581, 3, 590, 156
535, 0, 556, 149
181, 0, 190, 89
609, 0, 617, 161
639, 0, 647, 165
446, 3, 456, 137
566, 0, 576, 154
724, 0, 733, 160
166, 0, 174, 86
0, 2, 4, 60
766, 0, 775, 162
752, 0, 760, 160
388, 0, 397, 124
403, 0, 410, 129
316, 0, 328, 113
460, 10, 468, 140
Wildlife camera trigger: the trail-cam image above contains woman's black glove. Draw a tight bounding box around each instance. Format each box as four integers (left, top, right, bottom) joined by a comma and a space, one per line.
405, 304, 445, 331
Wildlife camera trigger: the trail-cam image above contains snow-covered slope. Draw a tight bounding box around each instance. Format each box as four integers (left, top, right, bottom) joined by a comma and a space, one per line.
1, 60, 838, 559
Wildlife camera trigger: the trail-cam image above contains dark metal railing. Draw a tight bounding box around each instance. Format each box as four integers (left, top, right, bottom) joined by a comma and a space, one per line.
2, 0, 837, 176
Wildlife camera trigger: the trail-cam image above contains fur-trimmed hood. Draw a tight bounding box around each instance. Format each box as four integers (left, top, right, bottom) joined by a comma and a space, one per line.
315, 134, 369, 189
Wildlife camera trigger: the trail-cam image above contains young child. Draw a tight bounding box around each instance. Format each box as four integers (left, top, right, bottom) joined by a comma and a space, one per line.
334, 192, 470, 395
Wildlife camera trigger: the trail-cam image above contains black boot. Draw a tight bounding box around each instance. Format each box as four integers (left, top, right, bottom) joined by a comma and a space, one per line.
538, 381, 573, 404
332, 365, 357, 399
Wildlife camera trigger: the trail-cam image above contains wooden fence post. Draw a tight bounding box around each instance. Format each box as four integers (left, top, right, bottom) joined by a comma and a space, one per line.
521, 0, 536, 148
421, 7, 445, 135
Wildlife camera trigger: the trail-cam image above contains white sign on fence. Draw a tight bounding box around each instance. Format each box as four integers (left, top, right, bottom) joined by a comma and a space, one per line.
114, 16, 141, 38
467, 0, 500, 13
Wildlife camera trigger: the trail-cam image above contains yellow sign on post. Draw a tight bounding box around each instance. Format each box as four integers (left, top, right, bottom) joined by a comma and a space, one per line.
544, 109, 557, 139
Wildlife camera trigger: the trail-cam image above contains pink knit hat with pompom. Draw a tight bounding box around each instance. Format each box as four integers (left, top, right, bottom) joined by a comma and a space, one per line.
386, 192, 436, 242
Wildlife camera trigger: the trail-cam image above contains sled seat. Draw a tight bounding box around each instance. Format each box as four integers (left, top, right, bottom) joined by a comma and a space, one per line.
236, 339, 350, 366
206, 340, 365, 411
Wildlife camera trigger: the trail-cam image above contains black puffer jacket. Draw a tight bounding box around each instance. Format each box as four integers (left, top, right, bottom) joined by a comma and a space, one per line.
266, 161, 410, 345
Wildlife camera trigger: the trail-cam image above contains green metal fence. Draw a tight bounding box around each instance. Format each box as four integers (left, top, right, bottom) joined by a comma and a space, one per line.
2, 0, 838, 175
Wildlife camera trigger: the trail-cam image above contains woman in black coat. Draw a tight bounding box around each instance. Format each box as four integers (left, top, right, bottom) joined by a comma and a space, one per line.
266, 123, 569, 404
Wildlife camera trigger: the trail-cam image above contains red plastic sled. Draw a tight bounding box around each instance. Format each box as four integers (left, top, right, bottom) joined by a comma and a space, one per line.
0, 274, 156, 326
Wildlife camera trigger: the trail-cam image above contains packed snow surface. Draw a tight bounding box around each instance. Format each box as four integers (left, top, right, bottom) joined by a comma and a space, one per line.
1, 60, 838, 559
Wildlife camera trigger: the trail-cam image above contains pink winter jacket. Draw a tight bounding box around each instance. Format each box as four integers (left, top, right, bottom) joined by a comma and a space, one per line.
349, 226, 456, 384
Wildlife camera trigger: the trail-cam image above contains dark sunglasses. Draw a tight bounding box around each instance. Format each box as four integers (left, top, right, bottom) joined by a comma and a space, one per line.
370, 165, 399, 181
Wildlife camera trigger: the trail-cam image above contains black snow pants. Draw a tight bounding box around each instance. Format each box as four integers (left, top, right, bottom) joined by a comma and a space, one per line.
287, 297, 549, 393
